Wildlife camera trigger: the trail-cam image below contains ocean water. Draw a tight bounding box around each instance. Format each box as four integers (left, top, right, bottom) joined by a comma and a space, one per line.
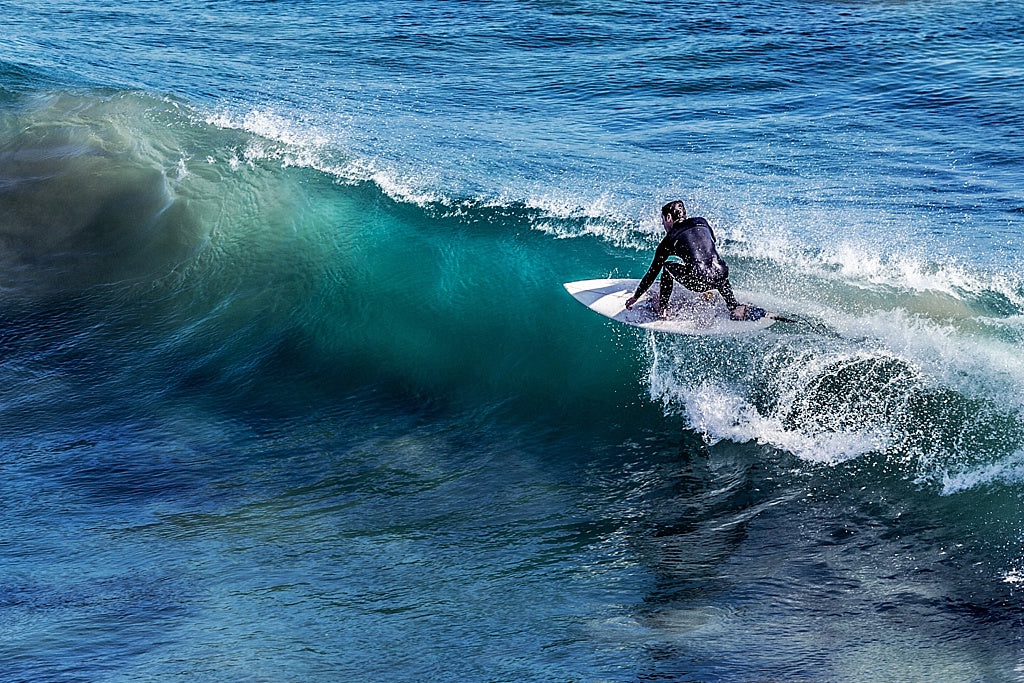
1, 0, 1023, 680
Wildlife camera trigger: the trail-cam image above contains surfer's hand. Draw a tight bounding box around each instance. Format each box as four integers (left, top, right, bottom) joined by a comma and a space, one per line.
625, 295, 639, 310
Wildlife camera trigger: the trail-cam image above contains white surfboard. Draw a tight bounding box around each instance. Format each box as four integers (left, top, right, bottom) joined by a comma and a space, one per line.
564, 278, 778, 335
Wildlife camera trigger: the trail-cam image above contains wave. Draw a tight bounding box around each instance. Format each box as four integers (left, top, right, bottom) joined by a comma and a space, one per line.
2, 88, 1024, 495
0, 89, 651, 429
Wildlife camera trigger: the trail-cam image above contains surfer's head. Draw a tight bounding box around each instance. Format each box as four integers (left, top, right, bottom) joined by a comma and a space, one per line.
661, 200, 686, 230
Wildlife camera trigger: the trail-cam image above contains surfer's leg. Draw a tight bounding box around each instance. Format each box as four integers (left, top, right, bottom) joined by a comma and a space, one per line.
666, 262, 703, 291
665, 264, 744, 316
658, 268, 675, 314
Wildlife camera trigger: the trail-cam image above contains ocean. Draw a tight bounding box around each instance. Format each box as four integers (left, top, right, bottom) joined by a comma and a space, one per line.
1, 0, 1023, 680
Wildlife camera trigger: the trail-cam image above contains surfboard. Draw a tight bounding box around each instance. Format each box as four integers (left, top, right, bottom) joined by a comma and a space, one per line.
563, 278, 779, 336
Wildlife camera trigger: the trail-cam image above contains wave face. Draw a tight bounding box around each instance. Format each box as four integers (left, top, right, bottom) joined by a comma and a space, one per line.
0, 90, 650, 431
2, 1, 1024, 680
5, 89, 1022, 490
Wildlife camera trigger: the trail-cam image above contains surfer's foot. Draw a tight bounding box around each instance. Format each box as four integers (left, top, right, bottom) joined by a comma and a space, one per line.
729, 304, 748, 321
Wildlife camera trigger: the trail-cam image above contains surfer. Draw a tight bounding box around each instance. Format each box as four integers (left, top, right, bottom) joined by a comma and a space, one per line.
624, 200, 749, 320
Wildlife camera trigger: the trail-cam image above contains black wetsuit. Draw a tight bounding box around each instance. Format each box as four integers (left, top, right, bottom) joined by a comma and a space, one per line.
633, 216, 740, 312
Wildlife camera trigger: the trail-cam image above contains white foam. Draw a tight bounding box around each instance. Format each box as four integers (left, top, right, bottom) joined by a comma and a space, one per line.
939, 451, 1024, 495
830, 307, 1024, 408
724, 221, 1024, 310
674, 380, 889, 463
648, 339, 898, 464
203, 106, 456, 208
204, 107, 332, 149
820, 242, 1024, 304
530, 216, 647, 251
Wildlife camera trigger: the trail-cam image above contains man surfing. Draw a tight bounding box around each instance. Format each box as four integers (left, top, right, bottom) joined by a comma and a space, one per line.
625, 200, 751, 320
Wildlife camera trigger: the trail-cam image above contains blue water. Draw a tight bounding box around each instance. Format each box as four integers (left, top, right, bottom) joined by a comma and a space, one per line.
2, 1, 1024, 680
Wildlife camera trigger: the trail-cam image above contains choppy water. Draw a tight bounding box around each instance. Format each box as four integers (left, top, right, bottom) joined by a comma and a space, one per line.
2, 1, 1023, 680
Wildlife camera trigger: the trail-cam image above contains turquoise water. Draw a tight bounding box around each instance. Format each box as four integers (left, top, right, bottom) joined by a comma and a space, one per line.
2, 1, 1024, 680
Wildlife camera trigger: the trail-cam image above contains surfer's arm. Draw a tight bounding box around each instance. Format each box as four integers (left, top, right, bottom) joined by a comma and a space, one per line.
625, 239, 672, 309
